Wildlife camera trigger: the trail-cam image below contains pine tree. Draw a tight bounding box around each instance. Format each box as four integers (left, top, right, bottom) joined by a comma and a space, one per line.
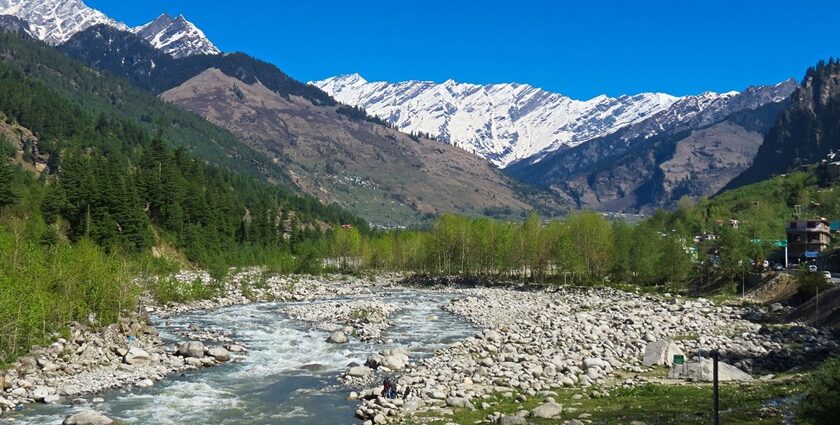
0, 158, 18, 208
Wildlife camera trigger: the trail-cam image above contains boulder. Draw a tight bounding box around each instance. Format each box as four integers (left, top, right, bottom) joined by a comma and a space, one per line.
531, 401, 563, 418
59, 384, 81, 396
32, 386, 54, 402
347, 366, 373, 378
207, 347, 231, 362
643, 340, 684, 367
668, 358, 752, 382
62, 410, 117, 425
176, 341, 206, 358
135, 379, 154, 388
326, 331, 349, 344
446, 397, 475, 410
497, 416, 527, 425
225, 344, 246, 353
123, 347, 151, 365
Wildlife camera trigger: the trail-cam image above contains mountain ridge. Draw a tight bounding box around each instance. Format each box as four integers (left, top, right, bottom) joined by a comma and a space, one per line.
0, 0, 218, 58
312, 74, 681, 167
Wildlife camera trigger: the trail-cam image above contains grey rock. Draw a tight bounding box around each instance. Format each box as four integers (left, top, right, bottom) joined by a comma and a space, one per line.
326, 331, 349, 344
123, 347, 151, 365
531, 401, 563, 418
207, 347, 231, 362
643, 340, 684, 367
62, 410, 117, 425
176, 341, 206, 358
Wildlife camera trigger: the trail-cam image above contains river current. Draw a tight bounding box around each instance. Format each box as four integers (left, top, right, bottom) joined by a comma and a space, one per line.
2, 290, 477, 424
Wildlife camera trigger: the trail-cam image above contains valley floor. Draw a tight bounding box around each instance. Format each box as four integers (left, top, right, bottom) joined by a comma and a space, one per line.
1, 272, 835, 424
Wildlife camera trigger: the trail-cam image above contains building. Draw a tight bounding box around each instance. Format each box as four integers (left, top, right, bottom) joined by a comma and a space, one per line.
786, 218, 832, 259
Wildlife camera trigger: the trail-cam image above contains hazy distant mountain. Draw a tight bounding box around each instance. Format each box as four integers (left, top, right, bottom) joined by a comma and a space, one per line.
313, 74, 680, 167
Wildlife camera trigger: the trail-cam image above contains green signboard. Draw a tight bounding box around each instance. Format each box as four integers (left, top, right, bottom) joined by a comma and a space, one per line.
673, 354, 685, 365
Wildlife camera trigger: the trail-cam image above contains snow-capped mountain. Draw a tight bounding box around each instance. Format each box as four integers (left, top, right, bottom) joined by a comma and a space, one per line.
313, 74, 683, 167
0, 0, 218, 58
0, 0, 126, 45
133, 13, 220, 59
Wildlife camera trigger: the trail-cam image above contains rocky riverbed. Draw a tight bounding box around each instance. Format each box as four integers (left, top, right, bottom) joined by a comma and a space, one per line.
2, 272, 837, 425
346, 285, 839, 424
0, 270, 402, 420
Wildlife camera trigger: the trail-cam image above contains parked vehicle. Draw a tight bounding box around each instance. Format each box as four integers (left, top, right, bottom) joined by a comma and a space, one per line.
809, 264, 818, 272
824, 271, 832, 282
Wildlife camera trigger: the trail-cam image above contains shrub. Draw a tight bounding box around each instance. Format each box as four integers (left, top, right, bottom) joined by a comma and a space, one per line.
798, 356, 840, 424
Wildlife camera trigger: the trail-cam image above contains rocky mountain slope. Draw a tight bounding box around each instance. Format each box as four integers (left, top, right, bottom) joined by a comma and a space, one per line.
0, 0, 218, 58
132, 13, 220, 58
161, 68, 536, 226
56, 25, 546, 225
505, 81, 796, 211
313, 74, 680, 167
728, 59, 840, 189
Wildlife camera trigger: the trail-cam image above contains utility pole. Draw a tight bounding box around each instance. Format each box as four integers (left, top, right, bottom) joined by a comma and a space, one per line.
712, 350, 720, 425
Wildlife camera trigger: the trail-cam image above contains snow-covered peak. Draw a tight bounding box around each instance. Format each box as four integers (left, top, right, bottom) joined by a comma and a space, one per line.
311, 75, 679, 167
0, 0, 127, 44
132, 12, 220, 58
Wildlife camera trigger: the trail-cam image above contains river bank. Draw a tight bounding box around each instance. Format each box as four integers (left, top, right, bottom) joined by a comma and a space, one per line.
0, 270, 403, 418
2, 272, 837, 424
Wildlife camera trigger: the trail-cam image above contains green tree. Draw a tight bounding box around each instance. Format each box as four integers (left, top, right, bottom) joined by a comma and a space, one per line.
0, 158, 19, 209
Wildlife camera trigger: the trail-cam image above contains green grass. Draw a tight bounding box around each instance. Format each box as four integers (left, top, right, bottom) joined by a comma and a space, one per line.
421, 381, 803, 425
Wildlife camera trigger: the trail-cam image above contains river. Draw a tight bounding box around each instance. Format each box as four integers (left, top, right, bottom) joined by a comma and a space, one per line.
2, 290, 476, 424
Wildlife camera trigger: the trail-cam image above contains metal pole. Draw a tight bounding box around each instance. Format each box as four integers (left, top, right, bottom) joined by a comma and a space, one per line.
816, 285, 820, 327
712, 350, 720, 425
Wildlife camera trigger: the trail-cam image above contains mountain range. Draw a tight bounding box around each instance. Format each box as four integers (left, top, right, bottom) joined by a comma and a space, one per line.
0, 0, 545, 226
0, 0, 218, 57
313, 74, 682, 167
0, 0, 832, 222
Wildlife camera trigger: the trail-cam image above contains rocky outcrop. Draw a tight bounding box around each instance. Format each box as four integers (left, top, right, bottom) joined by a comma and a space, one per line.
642, 340, 684, 367
730, 60, 840, 189
668, 358, 753, 382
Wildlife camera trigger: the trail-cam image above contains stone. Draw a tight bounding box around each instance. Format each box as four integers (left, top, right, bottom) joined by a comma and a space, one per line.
62, 410, 117, 425
643, 340, 684, 367
446, 397, 474, 410
32, 386, 53, 402
185, 357, 203, 367
176, 341, 206, 358
123, 347, 151, 365
44, 394, 60, 403
59, 384, 81, 396
669, 358, 752, 382
497, 416, 527, 425
531, 401, 563, 418
207, 347, 231, 362
225, 344, 246, 353
135, 379, 154, 388
347, 366, 373, 378
326, 331, 349, 344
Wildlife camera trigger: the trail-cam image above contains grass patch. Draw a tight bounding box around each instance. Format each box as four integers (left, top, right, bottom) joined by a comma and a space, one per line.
424, 381, 803, 425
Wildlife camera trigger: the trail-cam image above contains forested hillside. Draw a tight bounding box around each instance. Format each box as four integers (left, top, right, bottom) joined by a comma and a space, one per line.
0, 30, 288, 184
0, 44, 364, 362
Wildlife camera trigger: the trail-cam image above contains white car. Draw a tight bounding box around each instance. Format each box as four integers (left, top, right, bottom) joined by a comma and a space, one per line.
824, 271, 832, 282
808, 265, 818, 273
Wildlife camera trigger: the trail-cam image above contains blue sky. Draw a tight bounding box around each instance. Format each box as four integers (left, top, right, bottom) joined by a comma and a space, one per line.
87, 0, 840, 99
